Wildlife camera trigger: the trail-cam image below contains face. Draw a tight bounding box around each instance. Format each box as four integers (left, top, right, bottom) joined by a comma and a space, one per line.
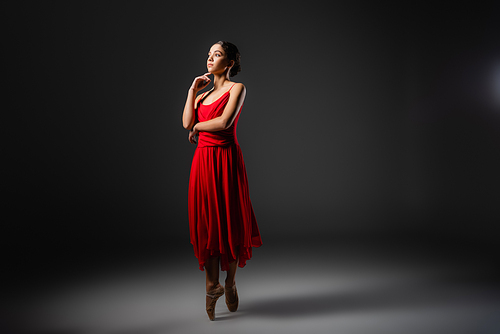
207, 44, 232, 74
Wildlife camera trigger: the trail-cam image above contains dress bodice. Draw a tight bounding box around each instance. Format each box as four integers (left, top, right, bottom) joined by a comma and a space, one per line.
196, 88, 242, 148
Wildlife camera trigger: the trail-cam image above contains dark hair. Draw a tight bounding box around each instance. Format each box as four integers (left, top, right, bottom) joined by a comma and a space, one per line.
216, 41, 241, 77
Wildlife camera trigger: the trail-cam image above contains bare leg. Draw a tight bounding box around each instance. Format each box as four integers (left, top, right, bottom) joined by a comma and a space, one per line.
225, 257, 238, 287
205, 256, 220, 291
205, 256, 224, 320
224, 248, 240, 312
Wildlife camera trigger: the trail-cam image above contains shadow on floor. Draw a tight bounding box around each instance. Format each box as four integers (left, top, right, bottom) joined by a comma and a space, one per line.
236, 277, 495, 319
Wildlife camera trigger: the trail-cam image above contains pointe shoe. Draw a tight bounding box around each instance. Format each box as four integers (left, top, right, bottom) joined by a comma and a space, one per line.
224, 285, 239, 312
206, 284, 224, 321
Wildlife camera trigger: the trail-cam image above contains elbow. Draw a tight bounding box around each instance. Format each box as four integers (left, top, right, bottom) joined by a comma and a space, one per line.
182, 120, 193, 130
182, 114, 195, 130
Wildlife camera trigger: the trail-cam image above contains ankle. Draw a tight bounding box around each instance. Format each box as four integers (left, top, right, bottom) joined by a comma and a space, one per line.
206, 282, 220, 292
224, 279, 235, 288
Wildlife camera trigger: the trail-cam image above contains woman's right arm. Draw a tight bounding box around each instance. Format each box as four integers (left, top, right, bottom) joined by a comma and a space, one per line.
182, 73, 211, 130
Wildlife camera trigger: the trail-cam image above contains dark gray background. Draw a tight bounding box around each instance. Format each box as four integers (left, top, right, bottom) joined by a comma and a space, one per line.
4, 1, 500, 279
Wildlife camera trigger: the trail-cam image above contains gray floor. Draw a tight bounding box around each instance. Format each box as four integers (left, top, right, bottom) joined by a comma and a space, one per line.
5, 239, 500, 334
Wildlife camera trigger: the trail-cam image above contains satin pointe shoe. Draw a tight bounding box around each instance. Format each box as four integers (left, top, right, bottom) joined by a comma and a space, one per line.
224, 285, 239, 312
206, 284, 224, 321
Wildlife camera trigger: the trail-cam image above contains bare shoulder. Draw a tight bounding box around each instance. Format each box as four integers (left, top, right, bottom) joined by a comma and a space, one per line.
195, 92, 204, 103
230, 82, 246, 98
232, 82, 245, 91
195, 89, 211, 103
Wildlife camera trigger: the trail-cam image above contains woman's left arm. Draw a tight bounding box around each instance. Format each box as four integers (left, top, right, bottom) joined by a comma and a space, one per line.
194, 84, 246, 133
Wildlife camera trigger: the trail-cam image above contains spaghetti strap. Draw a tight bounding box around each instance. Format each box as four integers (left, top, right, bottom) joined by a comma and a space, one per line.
202, 90, 211, 99
198, 89, 211, 104
199, 84, 236, 106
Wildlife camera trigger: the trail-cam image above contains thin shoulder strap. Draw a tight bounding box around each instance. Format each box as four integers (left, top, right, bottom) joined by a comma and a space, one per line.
202, 88, 214, 98
228, 83, 237, 91
198, 88, 213, 103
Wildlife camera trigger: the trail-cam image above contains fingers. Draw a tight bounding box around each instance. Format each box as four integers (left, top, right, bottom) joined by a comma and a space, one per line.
194, 74, 210, 89
188, 131, 197, 144
194, 73, 211, 83
197, 73, 211, 80
202, 73, 211, 83
191, 73, 211, 91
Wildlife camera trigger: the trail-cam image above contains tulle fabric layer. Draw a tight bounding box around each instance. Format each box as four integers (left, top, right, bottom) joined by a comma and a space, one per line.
188, 144, 262, 271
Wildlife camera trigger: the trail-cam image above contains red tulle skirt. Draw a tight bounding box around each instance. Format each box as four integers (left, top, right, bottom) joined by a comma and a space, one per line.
188, 143, 262, 271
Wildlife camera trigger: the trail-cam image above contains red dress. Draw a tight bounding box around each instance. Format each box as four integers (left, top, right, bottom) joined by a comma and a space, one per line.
188, 84, 262, 271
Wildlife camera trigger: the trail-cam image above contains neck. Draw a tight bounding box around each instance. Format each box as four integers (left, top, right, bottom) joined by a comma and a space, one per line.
211, 71, 231, 90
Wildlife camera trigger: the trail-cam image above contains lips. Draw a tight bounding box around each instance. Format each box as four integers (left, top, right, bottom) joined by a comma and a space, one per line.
207, 63, 213, 67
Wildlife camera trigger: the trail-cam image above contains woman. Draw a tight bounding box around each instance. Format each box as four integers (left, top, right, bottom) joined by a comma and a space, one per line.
182, 41, 262, 321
